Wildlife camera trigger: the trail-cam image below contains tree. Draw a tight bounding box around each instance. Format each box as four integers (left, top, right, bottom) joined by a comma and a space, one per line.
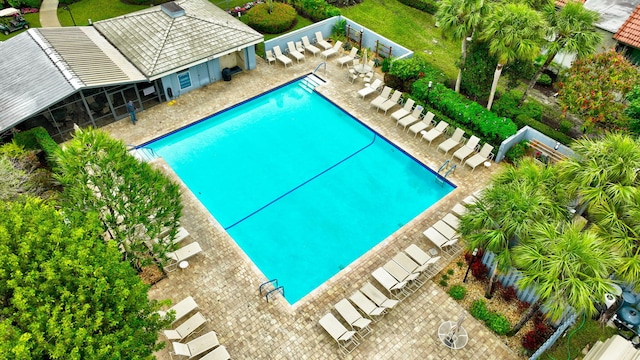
460, 40, 498, 101
557, 49, 640, 132
480, 3, 547, 110
55, 127, 183, 269
519, 2, 601, 105
0, 198, 172, 359
435, 0, 492, 92
510, 221, 618, 335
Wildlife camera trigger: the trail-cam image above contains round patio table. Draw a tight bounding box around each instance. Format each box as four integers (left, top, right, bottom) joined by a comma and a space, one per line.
438, 321, 468, 349
354, 63, 372, 75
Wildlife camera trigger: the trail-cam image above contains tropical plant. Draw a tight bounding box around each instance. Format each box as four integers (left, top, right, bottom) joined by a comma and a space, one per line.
448, 285, 467, 300
435, 0, 492, 92
519, 2, 601, 106
479, 3, 547, 110
510, 221, 618, 335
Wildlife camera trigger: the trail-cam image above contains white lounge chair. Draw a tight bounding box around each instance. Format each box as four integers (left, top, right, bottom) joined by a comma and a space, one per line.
315, 31, 332, 50
154, 226, 189, 244
319, 313, 359, 355
390, 98, 415, 122
404, 244, 441, 278
423, 227, 450, 249
441, 238, 462, 256
301, 36, 320, 56
163, 312, 207, 341
295, 41, 305, 53
171, 331, 220, 359
376, 90, 403, 114
287, 41, 305, 63
383, 260, 422, 289
451, 203, 468, 217
349, 290, 387, 318
397, 105, 423, 130
408, 111, 435, 136
199, 345, 231, 360
442, 213, 460, 229
272, 46, 292, 68
392, 251, 430, 275
370, 86, 392, 109
420, 120, 449, 145
360, 282, 400, 309
335, 299, 373, 337
463, 195, 477, 205
166, 242, 203, 271
432, 220, 458, 240
321, 40, 342, 60
372, 267, 410, 300
265, 50, 276, 65
465, 143, 495, 172
452, 135, 480, 164
337, 47, 358, 67
158, 296, 199, 325
437, 128, 465, 155
357, 79, 383, 99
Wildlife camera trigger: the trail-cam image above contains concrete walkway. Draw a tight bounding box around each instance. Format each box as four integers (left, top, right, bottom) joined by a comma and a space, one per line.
39, 0, 61, 27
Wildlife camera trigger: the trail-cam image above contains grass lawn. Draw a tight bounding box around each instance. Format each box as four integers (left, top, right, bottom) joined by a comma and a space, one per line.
340, 0, 459, 80
0, 12, 40, 41
57, 0, 148, 27
543, 317, 618, 360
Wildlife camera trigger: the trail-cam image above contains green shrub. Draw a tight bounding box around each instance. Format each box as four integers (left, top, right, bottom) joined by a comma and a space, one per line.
13, 127, 59, 166
448, 285, 467, 300
521, 102, 543, 121
456, 261, 464, 268
492, 91, 522, 120
13, 130, 39, 150
333, 18, 347, 37
559, 119, 573, 134
441, 274, 449, 281
536, 73, 552, 86
505, 141, 529, 163
514, 114, 573, 145
486, 313, 511, 335
470, 299, 490, 321
381, 57, 392, 73
385, 55, 446, 93
245, 3, 297, 34
439, 279, 448, 287
396, 0, 439, 14
291, 0, 340, 22
447, 269, 454, 275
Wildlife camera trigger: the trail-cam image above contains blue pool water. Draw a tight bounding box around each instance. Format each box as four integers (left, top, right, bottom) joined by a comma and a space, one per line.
148, 79, 455, 304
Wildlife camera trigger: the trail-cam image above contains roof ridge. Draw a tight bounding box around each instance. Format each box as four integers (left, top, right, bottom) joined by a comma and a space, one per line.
149, 20, 176, 76
29, 29, 85, 90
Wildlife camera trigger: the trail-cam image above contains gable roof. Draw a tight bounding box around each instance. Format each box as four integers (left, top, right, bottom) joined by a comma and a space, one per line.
94, 0, 263, 80
614, 4, 640, 49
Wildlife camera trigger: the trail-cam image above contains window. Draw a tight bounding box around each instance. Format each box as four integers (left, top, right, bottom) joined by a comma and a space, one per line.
177, 71, 192, 89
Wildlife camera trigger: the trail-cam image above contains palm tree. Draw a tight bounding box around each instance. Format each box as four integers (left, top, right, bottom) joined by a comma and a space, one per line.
479, 3, 547, 110
509, 220, 618, 335
518, 2, 601, 106
435, 0, 492, 92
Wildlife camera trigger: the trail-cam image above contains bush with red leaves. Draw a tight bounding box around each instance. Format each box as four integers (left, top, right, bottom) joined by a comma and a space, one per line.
501, 286, 518, 302
521, 322, 552, 352
517, 300, 531, 312
471, 261, 489, 281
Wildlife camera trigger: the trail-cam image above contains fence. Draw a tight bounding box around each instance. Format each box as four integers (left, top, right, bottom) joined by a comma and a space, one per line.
495, 126, 575, 163
529, 312, 578, 360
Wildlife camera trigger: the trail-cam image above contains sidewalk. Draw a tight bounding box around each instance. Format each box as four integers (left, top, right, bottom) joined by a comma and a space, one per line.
39, 0, 61, 27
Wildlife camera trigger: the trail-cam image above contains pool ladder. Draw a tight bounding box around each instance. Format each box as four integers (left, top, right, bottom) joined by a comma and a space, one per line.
436, 160, 456, 186
259, 279, 285, 302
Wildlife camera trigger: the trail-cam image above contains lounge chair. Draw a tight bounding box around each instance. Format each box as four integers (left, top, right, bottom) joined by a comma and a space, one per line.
349, 290, 387, 319
319, 313, 359, 355
376, 90, 403, 114
371, 267, 410, 300
171, 331, 220, 359
437, 128, 465, 155
462, 195, 477, 205
321, 41, 343, 60
158, 296, 199, 325
360, 282, 400, 309
287, 41, 305, 63
369, 86, 392, 109
163, 312, 207, 341
357, 79, 383, 99
441, 238, 462, 255
465, 143, 494, 172
166, 242, 203, 271
397, 105, 423, 130
420, 120, 449, 145
390, 98, 415, 122
154, 226, 189, 244
337, 47, 358, 67
404, 244, 432, 266
433, 220, 458, 240
335, 299, 373, 337
407, 111, 434, 135
295, 41, 305, 53
272, 46, 292, 68
265, 50, 276, 65
442, 213, 460, 229
301, 36, 320, 56
315, 31, 332, 50
423, 227, 450, 249
451, 203, 468, 217
392, 252, 430, 275
200, 345, 231, 360
452, 135, 480, 164
383, 259, 422, 289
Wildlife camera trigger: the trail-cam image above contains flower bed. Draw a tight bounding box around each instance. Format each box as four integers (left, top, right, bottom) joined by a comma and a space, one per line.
228, 0, 263, 17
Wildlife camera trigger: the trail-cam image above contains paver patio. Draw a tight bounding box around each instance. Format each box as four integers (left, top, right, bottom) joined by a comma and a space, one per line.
103, 53, 517, 360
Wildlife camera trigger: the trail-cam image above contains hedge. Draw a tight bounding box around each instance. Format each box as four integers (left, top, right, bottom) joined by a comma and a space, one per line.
13, 127, 60, 165
290, 0, 340, 22
245, 3, 297, 34
397, 0, 439, 14
515, 115, 574, 145
412, 80, 517, 146
385, 55, 446, 93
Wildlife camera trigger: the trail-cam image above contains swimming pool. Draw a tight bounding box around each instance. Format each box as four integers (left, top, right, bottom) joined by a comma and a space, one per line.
148, 78, 455, 304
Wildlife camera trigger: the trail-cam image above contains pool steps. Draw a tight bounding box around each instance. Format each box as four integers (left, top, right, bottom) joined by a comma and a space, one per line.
128, 146, 159, 162
299, 74, 326, 93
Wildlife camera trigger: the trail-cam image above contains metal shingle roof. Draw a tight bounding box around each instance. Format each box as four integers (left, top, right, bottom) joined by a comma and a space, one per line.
94, 0, 263, 79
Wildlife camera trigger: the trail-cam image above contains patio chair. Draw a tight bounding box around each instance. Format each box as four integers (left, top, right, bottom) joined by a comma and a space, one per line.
357, 79, 383, 99
166, 242, 203, 271
452, 135, 480, 164
337, 47, 358, 67
287, 41, 305, 63
423, 227, 450, 250
272, 46, 292, 68
360, 281, 400, 309
392, 251, 430, 275
369, 86, 392, 109
319, 313, 360, 355
371, 267, 411, 300
199, 345, 231, 360
437, 128, 465, 155
440, 238, 462, 257
346, 65, 359, 83
321, 41, 343, 60
463, 195, 477, 205
315, 31, 332, 50
407, 111, 435, 135
451, 203, 468, 217
170, 331, 220, 359
163, 312, 207, 341
442, 213, 460, 229
376, 90, 403, 114
390, 98, 415, 122
334, 299, 373, 337
383, 259, 422, 289
265, 50, 276, 65
404, 244, 432, 266
301, 36, 320, 56
349, 290, 387, 319
464, 143, 495, 172
420, 120, 449, 145
158, 296, 199, 325
153, 226, 189, 245
295, 41, 305, 54
397, 105, 424, 130
432, 220, 458, 240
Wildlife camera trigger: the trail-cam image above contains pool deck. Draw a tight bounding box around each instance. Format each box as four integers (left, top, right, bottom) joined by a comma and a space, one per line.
103, 55, 517, 360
